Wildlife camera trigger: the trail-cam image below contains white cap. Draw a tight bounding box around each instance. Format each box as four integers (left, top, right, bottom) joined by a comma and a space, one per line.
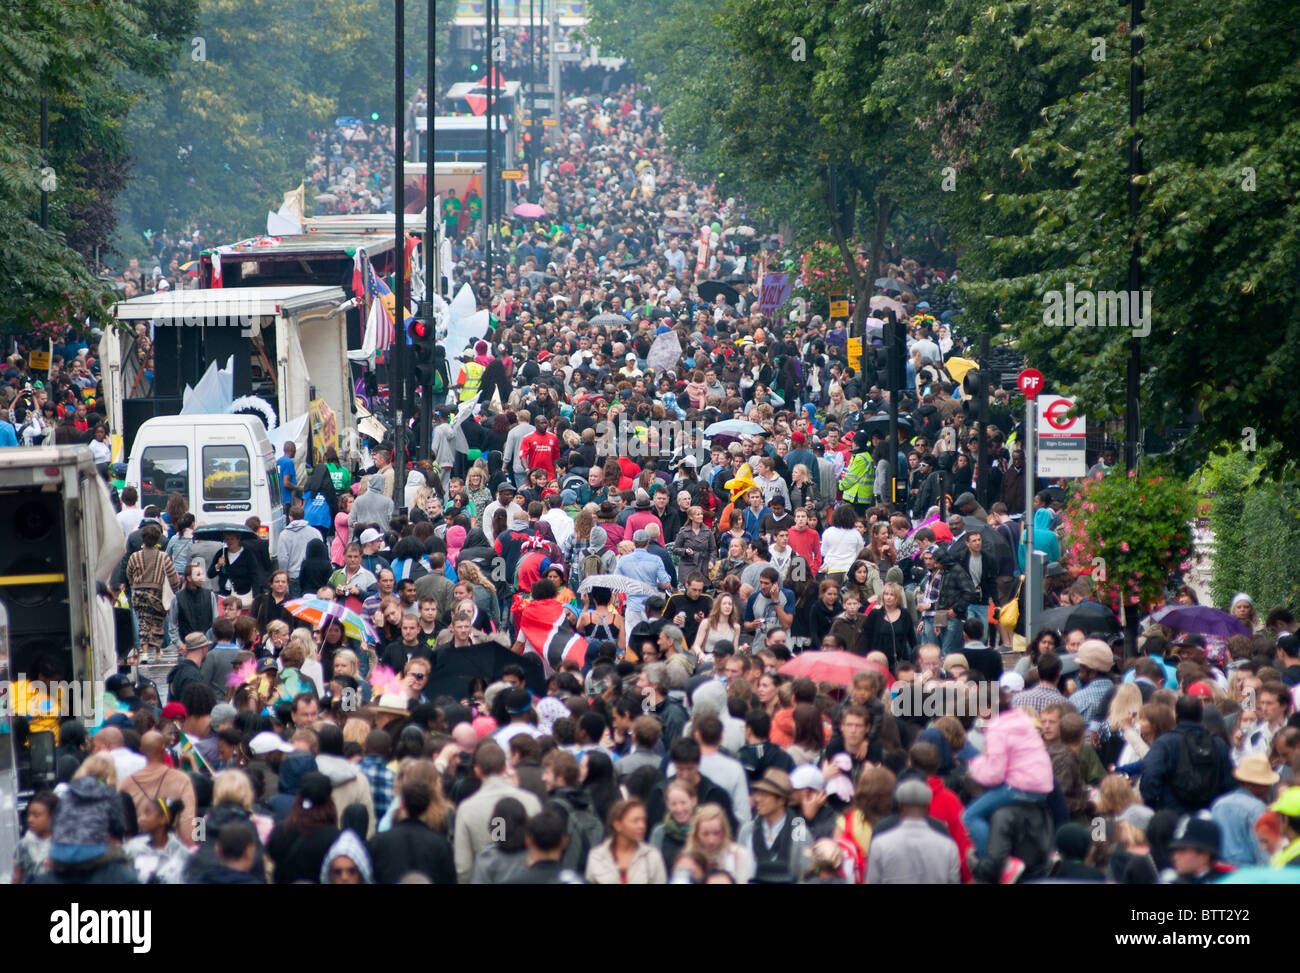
249, 731, 295, 756
359, 527, 383, 545
789, 764, 825, 792
999, 672, 1026, 694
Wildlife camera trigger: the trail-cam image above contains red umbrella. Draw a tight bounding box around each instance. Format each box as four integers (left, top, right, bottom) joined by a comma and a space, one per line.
779, 651, 894, 688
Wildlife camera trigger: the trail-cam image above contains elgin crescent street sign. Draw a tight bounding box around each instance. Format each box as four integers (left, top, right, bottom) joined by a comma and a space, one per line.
1037, 394, 1087, 477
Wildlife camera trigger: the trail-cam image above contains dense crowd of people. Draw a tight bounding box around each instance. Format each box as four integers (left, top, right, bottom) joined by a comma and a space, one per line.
12, 54, 1300, 889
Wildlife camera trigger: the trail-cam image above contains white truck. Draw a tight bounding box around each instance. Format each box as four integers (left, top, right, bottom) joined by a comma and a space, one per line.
103, 285, 358, 460
0, 446, 125, 878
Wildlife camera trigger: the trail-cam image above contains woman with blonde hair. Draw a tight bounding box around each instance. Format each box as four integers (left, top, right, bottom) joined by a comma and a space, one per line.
862, 581, 916, 665
74, 753, 118, 788
1103, 682, 1147, 767
1097, 773, 1139, 816
681, 803, 754, 883
563, 508, 609, 584
673, 505, 715, 581
465, 465, 492, 514
455, 559, 502, 629
691, 591, 742, 657
343, 718, 371, 750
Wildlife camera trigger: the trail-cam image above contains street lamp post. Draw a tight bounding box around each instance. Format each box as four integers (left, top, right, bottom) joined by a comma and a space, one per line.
422, 0, 436, 462
1123, 0, 1144, 657
392, 0, 407, 502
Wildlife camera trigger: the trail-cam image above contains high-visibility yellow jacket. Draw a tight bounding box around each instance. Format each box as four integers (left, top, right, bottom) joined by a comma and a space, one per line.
839, 452, 874, 504
457, 361, 484, 402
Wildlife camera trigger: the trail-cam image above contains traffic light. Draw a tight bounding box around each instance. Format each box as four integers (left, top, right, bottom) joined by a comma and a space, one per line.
370, 111, 380, 122
409, 314, 446, 394
963, 368, 984, 420
470, 61, 480, 73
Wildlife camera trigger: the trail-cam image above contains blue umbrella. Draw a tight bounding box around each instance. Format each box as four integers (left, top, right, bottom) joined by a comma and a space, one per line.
1147, 604, 1251, 639
705, 419, 767, 437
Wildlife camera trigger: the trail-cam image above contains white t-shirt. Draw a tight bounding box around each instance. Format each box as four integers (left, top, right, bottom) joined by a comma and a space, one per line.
820, 526, 865, 574
117, 506, 145, 537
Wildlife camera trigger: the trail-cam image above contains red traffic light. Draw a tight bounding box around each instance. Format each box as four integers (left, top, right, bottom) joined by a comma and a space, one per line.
410, 320, 427, 339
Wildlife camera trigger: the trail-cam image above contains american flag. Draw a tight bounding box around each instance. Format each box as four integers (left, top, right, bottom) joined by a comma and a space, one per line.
358, 249, 395, 351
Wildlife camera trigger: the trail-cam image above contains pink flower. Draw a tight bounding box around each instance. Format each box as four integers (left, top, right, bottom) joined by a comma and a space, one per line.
1130, 595, 1140, 604
1119, 541, 1130, 552
1128, 469, 1137, 478
1179, 561, 1190, 571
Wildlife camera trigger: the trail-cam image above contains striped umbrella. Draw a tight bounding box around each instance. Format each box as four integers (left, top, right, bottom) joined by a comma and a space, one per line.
283, 596, 379, 644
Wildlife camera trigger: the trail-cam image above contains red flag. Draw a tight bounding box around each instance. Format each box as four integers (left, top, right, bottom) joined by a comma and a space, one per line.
517, 598, 587, 677
352, 248, 366, 300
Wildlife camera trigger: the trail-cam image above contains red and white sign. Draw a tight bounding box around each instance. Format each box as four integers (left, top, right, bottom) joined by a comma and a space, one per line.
1038, 396, 1085, 435
1037, 395, 1087, 477
1016, 368, 1044, 398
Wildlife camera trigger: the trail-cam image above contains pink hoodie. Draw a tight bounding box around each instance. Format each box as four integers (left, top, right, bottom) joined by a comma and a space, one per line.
969, 707, 1054, 795
330, 511, 350, 567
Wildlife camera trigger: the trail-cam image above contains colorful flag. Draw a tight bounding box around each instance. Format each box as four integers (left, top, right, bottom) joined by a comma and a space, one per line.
352, 247, 367, 300
364, 256, 395, 350
177, 730, 212, 774
517, 598, 587, 678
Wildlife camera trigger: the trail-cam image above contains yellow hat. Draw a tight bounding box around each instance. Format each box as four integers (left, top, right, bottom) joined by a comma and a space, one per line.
1270, 787, 1300, 816
724, 464, 758, 504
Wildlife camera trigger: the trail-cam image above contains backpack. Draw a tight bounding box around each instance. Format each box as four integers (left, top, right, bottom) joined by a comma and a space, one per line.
1169, 726, 1221, 809
581, 552, 606, 583
551, 797, 605, 872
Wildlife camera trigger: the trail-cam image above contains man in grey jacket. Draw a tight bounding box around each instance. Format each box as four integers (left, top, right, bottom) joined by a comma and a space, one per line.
277, 503, 315, 596
866, 778, 961, 884
349, 473, 395, 540
502, 409, 535, 488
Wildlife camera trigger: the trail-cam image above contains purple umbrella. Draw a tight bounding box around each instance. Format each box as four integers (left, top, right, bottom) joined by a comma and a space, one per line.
1147, 604, 1250, 639
513, 203, 545, 219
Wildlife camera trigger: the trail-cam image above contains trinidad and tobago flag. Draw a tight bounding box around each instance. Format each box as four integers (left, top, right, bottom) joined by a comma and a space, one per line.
517, 598, 587, 677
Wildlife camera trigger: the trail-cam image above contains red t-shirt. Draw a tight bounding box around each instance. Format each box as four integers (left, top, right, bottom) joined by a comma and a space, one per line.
520, 431, 560, 479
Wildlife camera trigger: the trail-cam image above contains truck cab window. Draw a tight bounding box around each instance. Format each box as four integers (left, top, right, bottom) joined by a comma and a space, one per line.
203, 445, 251, 501
139, 445, 189, 508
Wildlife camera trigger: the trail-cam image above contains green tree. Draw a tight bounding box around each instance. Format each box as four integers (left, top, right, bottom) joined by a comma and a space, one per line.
935, 0, 1300, 472
0, 0, 194, 330
1196, 446, 1300, 614
118, 0, 451, 248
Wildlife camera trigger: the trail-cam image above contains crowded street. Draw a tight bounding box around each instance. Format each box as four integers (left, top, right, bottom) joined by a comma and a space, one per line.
3, 1, 1300, 931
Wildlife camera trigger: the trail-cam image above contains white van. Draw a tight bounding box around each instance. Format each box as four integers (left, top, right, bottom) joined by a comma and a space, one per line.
126, 414, 283, 550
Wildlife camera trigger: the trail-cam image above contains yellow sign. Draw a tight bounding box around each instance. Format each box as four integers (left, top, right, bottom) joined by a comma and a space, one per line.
29, 349, 50, 370
310, 398, 339, 462
542, 118, 559, 127
846, 337, 863, 375
520, 119, 532, 126
501, 169, 525, 180
829, 299, 849, 319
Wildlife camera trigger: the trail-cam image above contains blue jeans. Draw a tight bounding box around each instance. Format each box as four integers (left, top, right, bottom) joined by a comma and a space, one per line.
963, 785, 1049, 857
966, 604, 987, 641
921, 617, 937, 647
939, 619, 964, 656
